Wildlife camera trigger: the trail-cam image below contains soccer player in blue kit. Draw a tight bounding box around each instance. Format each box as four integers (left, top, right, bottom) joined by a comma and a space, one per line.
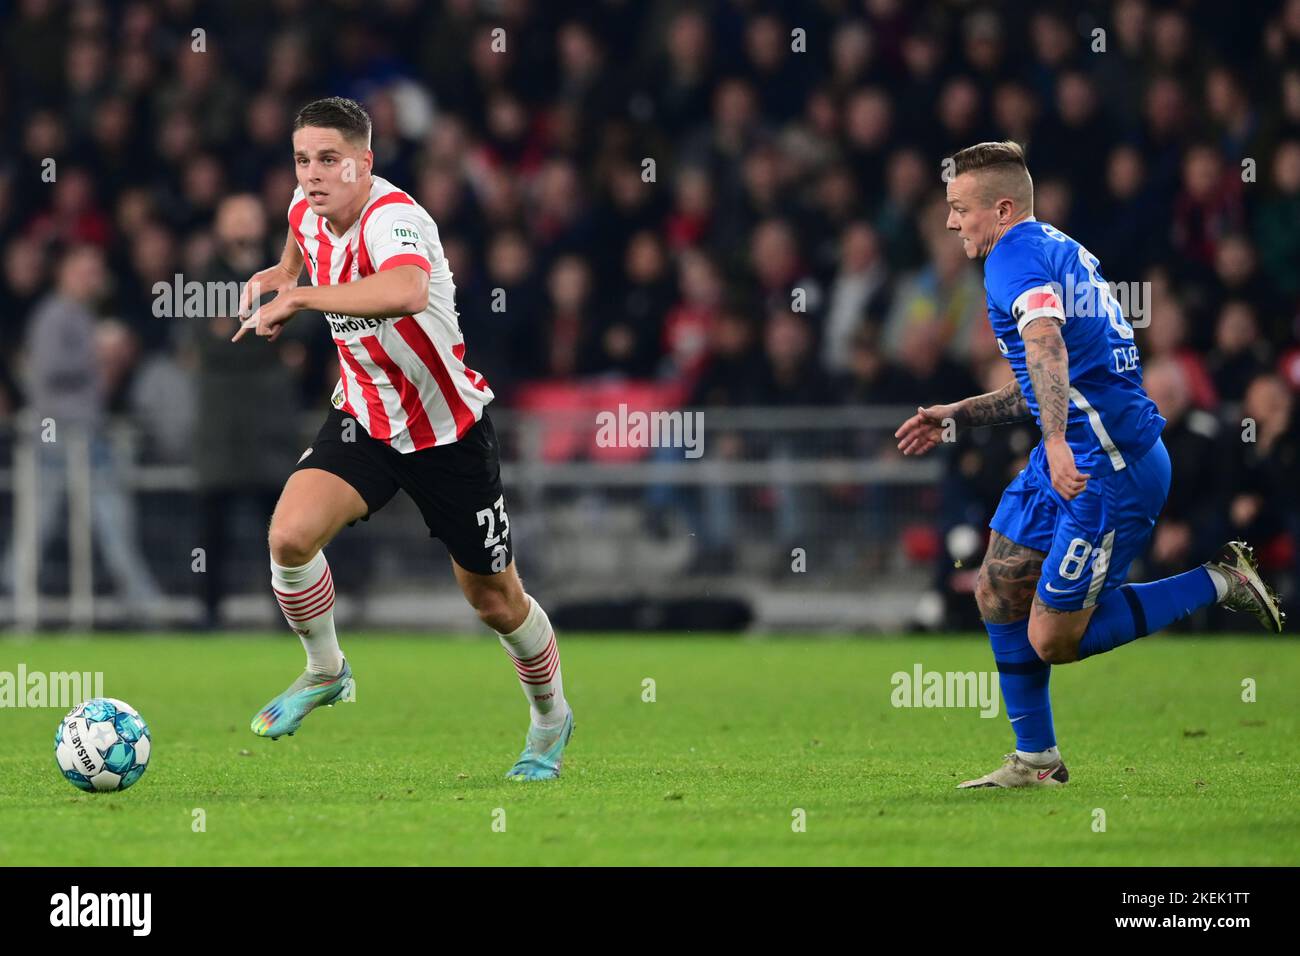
894, 142, 1285, 788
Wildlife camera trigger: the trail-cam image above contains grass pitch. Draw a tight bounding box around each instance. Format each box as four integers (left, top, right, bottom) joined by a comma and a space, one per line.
1, 633, 1297, 866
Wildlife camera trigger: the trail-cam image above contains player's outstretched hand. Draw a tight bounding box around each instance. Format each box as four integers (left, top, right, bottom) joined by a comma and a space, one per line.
894, 404, 959, 456
1045, 435, 1089, 500
233, 288, 300, 343
233, 264, 300, 342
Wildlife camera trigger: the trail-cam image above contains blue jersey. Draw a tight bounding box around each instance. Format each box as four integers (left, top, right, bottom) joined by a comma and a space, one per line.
983, 219, 1165, 476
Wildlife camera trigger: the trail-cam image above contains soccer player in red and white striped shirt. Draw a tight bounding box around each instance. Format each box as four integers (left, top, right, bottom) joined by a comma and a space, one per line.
235, 98, 572, 780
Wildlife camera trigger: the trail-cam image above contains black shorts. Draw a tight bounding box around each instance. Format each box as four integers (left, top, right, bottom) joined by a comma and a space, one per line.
293, 408, 512, 575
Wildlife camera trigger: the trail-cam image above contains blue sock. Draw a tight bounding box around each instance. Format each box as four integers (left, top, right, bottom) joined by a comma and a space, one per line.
1077, 567, 1218, 660
987, 619, 1055, 751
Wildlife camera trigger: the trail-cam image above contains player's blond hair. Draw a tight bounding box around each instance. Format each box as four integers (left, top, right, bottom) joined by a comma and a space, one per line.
950, 141, 1034, 213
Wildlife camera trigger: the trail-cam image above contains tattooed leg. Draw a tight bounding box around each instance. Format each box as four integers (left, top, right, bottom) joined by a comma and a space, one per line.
977, 533, 1061, 756
974, 531, 1046, 623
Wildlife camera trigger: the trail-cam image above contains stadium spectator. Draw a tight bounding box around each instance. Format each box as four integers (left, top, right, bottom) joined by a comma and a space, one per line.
471, 228, 540, 401
662, 247, 724, 384
1172, 144, 1246, 270
873, 148, 929, 271
1203, 233, 1276, 330
755, 308, 833, 409
531, 254, 599, 379
1207, 301, 1272, 404
1093, 144, 1163, 277
24, 167, 111, 252
661, 303, 761, 571
1141, 291, 1219, 410
0, 238, 47, 412
1, 245, 162, 615
881, 202, 984, 363
822, 221, 890, 373
1219, 373, 1300, 604
836, 330, 912, 406
1255, 139, 1300, 299
1144, 359, 1227, 600
183, 195, 304, 627
609, 230, 673, 378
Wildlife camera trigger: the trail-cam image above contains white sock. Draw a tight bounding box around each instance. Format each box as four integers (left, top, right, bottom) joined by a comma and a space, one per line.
1205, 565, 1230, 602
497, 595, 568, 729
1017, 746, 1060, 767
271, 552, 343, 676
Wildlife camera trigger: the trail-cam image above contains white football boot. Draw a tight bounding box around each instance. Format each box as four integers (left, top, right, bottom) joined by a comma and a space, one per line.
1206, 540, 1286, 633
958, 752, 1069, 789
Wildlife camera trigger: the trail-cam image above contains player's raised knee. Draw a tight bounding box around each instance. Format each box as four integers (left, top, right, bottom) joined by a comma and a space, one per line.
267, 519, 321, 568
1027, 620, 1077, 664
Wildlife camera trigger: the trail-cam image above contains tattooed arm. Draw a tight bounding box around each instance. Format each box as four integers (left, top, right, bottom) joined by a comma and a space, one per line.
1021, 317, 1069, 440
1021, 316, 1089, 499
895, 378, 1031, 455
953, 377, 1032, 427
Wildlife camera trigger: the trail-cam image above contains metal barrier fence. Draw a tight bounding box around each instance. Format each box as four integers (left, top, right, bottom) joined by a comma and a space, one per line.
0, 407, 944, 632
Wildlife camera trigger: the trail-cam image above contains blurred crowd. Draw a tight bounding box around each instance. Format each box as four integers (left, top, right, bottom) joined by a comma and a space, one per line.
0, 0, 1298, 624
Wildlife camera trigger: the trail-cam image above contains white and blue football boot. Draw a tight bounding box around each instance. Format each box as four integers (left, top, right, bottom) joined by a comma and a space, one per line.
505, 709, 574, 781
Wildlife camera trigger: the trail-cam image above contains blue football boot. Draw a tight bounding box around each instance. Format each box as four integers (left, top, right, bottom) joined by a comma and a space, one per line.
251, 659, 354, 739
505, 709, 574, 781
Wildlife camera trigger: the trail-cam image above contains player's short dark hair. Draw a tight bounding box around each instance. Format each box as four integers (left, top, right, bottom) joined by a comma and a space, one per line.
949, 140, 1033, 210
950, 140, 1027, 177
293, 97, 371, 147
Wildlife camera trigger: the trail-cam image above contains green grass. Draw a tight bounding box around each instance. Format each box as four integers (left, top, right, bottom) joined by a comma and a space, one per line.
1, 633, 1297, 866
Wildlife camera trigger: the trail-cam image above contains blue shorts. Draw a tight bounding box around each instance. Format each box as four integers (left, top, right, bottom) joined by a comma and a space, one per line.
990, 437, 1170, 610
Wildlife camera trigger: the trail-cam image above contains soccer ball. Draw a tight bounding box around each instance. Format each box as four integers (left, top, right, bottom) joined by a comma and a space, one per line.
54, 698, 152, 792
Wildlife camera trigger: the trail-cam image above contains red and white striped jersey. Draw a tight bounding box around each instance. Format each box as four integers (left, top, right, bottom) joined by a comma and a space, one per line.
287, 176, 492, 452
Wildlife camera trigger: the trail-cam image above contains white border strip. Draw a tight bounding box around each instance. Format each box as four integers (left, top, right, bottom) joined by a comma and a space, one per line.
1084, 530, 1116, 608
1069, 386, 1126, 471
